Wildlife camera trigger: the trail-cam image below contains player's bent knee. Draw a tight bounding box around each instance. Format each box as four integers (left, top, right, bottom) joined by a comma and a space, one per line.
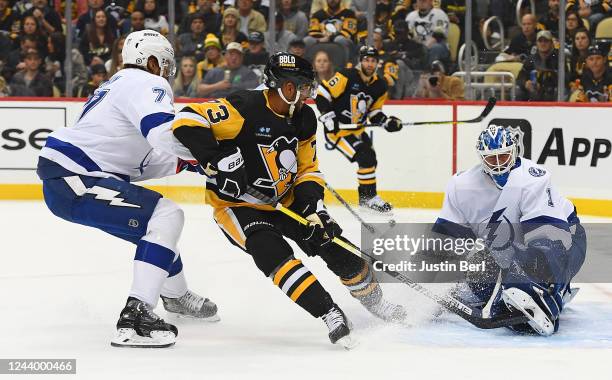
354, 146, 377, 168
245, 229, 294, 276
143, 198, 184, 251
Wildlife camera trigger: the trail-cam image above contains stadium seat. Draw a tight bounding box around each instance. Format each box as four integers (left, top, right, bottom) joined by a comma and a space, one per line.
595, 17, 612, 39
582, 18, 590, 31
483, 62, 523, 83
305, 43, 348, 69
448, 22, 461, 62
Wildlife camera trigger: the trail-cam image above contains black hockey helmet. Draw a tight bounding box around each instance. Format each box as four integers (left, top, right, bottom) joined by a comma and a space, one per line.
264, 52, 317, 93
359, 45, 379, 62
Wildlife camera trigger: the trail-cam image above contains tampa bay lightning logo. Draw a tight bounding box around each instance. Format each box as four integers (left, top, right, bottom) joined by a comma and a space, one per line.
528, 167, 546, 177
484, 208, 515, 252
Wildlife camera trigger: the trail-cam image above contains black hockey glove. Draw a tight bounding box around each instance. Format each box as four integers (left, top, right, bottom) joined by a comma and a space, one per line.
318, 111, 339, 133
206, 147, 248, 199
302, 199, 343, 246
383, 116, 403, 132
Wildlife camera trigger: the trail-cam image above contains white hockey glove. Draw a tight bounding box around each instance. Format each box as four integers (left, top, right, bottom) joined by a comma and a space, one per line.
318, 111, 339, 133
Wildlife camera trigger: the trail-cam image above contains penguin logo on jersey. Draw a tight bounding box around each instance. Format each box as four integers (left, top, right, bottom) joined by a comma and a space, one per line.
254, 136, 299, 197
342, 92, 373, 124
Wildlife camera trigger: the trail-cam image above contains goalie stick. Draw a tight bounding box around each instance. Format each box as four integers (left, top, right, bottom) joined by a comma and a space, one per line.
246, 185, 528, 330
339, 97, 497, 130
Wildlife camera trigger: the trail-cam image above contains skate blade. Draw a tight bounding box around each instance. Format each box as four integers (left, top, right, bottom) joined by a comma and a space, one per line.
110, 328, 176, 348
167, 312, 221, 322
336, 334, 359, 350
562, 287, 580, 306
502, 289, 554, 336
359, 205, 395, 217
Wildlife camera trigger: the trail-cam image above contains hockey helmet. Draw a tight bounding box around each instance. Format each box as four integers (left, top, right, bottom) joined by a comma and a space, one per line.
122, 30, 176, 78
264, 52, 317, 98
359, 45, 379, 62
476, 124, 518, 188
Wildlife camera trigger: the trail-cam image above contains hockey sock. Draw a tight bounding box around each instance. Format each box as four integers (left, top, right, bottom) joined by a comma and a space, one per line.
160, 256, 188, 299
131, 240, 176, 307
341, 262, 383, 307
270, 257, 334, 318
357, 167, 377, 199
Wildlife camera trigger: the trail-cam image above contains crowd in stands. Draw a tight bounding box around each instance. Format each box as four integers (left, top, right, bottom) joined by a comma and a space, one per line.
0, 0, 610, 101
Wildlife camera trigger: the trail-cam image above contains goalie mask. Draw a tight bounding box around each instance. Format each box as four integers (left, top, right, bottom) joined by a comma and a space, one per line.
476, 125, 518, 189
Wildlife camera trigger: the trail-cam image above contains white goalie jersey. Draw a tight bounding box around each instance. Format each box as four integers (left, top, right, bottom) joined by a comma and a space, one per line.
40, 68, 192, 182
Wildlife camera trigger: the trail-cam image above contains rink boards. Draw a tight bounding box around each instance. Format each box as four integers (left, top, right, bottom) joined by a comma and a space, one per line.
0, 98, 611, 216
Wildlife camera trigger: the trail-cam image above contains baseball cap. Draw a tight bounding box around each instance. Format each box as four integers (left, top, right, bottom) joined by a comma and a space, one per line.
248, 31, 264, 43
289, 38, 305, 48
536, 30, 553, 41
225, 41, 243, 53
587, 43, 608, 57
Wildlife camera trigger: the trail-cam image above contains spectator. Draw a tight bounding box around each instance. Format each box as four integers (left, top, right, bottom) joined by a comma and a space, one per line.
136, 0, 169, 34
310, 0, 351, 16
9, 49, 53, 96
372, 28, 399, 89
392, 19, 429, 73
20, 15, 49, 59
305, 0, 358, 57
121, 10, 146, 34
197, 41, 259, 97
405, 0, 450, 65
196, 33, 226, 79
237, 0, 267, 35
106, 34, 126, 76
79, 9, 116, 66
279, 0, 308, 39
76, 0, 118, 39
46, 32, 88, 94
350, 0, 368, 21
570, 43, 611, 102
0, 31, 11, 63
174, 55, 199, 98
518, 30, 559, 101
177, 13, 207, 58
75, 63, 107, 97
564, 9, 586, 51
288, 38, 306, 57
266, 12, 297, 53
538, 0, 560, 37
22, 0, 62, 35
567, 0, 611, 32
0, 0, 19, 38
0, 74, 9, 96
4, 34, 38, 79
313, 49, 335, 82
218, 7, 248, 48
416, 60, 464, 100
568, 28, 591, 83
243, 31, 269, 66
181, 0, 220, 34
503, 13, 538, 61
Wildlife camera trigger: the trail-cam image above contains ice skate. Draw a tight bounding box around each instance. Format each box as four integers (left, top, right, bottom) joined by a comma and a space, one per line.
111, 297, 178, 348
161, 290, 220, 322
322, 304, 358, 350
359, 194, 393, 214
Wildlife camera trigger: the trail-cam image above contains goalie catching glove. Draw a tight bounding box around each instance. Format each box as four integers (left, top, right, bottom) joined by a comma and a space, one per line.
204, 147, 249, 199
302, 199, 342, 246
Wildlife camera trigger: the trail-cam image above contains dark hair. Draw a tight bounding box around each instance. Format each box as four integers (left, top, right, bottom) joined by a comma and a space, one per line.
20, 34, 38, 45
565, 9, 585, 30
20, 15, 42, 36
136, 0, 160, 22
571, 27, 590, 56
48, 32, 66, 62
87, 9, 116, 49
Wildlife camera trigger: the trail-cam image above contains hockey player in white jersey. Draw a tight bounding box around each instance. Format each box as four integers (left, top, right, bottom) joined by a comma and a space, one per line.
433, 125, 586, 336
36, 30, 218, 348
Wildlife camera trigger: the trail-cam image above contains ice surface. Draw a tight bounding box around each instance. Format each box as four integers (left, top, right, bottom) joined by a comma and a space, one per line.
1, 201, 611, 380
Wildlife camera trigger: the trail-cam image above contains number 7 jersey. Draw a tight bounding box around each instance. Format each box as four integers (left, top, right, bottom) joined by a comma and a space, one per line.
171, 89, 325, 210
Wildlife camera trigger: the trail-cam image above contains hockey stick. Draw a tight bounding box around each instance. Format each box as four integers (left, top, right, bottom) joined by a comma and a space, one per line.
324, 182, 396, 235
246, 186, 528, 330
339, 97, 497, 130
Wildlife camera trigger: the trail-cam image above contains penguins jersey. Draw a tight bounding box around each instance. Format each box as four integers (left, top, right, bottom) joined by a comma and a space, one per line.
40, 68, 191, 182
316, 68, 388, 138
308, 7, 358, 41
434, 158, 578, 253
171, 89, 325, 210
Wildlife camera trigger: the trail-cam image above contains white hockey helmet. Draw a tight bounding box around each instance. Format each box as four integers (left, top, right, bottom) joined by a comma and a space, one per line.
122, 30, 176, 77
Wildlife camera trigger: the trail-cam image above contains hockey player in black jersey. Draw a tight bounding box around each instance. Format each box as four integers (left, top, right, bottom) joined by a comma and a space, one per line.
171, 52, 407, 348
315, 46, 403, 214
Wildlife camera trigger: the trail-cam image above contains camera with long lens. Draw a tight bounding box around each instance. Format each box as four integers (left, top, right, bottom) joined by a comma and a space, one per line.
428, 76, 439, 86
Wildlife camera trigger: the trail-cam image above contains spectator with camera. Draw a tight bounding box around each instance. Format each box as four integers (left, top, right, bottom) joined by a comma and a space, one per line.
197, 41, 259, 98
518, 30, 559, 101
570, 43, 611, 103
416, 60, 464, 100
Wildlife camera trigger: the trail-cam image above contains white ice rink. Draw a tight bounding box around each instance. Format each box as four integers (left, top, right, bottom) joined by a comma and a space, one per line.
2, 201, 612, 380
